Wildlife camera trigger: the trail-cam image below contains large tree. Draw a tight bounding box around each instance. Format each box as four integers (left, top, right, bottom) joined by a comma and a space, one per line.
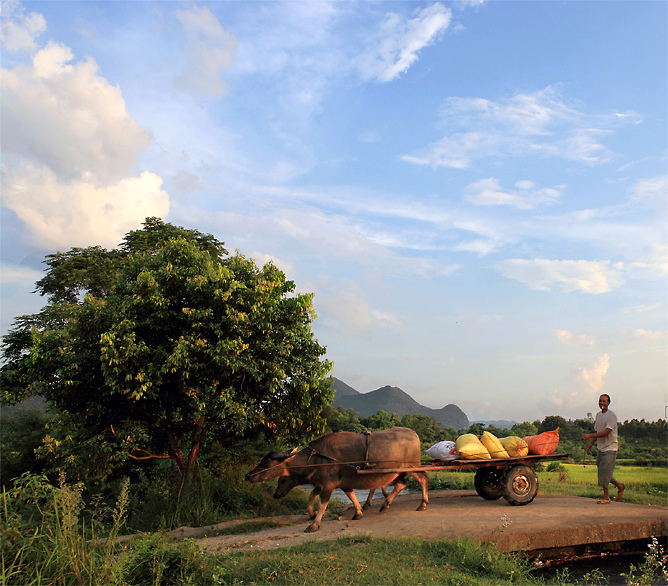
1, 218, 333, 495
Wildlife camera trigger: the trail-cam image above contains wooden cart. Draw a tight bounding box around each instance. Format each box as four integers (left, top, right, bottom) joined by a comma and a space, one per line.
357, 453, 570, 506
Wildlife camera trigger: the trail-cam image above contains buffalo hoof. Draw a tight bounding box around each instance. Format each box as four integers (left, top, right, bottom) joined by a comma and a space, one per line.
304, 523, 320, 533
416, 503, 427, 511
352, 512, 363, 520
379, 502, 390, 513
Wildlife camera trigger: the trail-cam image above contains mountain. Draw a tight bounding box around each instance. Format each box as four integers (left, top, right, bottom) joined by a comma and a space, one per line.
331, 378, 469, 431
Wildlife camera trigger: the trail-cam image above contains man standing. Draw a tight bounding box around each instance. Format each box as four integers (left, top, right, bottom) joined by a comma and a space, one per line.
581, 394, 625, 504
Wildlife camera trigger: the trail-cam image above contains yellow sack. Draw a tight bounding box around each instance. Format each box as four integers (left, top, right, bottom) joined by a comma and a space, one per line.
455, 434, 491, 460
479, 431, 509, 458
499, 436, 529, 457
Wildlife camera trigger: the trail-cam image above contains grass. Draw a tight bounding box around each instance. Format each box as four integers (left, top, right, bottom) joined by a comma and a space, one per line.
537, 464, 667, 506
414, 463, 666, 506
3, 469, 666, 585
209, 535, 537, 585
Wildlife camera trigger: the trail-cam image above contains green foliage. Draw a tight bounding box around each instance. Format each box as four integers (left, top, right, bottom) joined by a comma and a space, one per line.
113, 535, 217, 586
324, 406, 367, 433
1, 218, 332, 498
0, 409, 50, 487
1, 473, 130, 586
510, 421, 538, 437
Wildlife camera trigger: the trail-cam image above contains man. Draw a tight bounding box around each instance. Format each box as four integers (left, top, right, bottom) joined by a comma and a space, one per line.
581, 394, 625, 504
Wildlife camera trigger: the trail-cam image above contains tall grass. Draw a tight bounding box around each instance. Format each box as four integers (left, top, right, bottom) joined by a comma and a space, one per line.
1, 473, 129, 585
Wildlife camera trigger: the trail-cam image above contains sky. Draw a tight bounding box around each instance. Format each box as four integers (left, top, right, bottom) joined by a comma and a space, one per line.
1, 0, 666, 425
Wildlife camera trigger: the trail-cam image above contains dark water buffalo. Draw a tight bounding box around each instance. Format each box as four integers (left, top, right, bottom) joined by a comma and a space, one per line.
245, 427, 429, 532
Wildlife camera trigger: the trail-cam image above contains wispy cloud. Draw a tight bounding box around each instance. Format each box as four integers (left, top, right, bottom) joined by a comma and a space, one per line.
464, 177, 563, 209
633, 328, 667, 341
539, 354, 610, 415
622, 303, 661, 314
496, 258, 623, 294
175, 5, 237, 96
401, 85, 639, 168
553, 329, 597, 348
357, 3, 451, 82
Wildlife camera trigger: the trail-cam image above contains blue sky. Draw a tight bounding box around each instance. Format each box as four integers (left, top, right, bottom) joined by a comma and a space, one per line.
1, 0, 666, 424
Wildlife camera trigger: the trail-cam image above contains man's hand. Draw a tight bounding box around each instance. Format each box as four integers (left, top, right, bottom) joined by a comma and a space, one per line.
580, 433, 595, 452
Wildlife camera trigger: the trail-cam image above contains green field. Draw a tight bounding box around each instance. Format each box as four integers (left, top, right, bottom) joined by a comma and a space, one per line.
423, 464, 667, 506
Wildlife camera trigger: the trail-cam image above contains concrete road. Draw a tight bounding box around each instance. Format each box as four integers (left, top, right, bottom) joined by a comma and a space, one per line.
182, 490, 667, 555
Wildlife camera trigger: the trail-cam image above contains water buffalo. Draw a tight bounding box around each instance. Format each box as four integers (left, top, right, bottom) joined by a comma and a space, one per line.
274, 478, 391, 519
245, 427, 429, 532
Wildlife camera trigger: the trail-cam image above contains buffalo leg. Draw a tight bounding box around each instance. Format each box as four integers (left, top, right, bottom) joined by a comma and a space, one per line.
362, 486, 389, 510
409, 471, 429, 511
305, 485, 334, 533
307, 487, 321, 519
380, 475, 407, 512
343, 489, 364, 520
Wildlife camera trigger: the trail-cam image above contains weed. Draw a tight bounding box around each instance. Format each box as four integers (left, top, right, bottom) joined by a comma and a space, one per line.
622, 536, 668, 586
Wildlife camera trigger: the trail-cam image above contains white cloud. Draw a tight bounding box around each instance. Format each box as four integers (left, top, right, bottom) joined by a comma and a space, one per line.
497, 258, 623, 294
0, 0, 46, 52
0, 11, 169, 251
316, 289, 374, 337
357, 3, 451, 82
629, 244, 668, 275
633, 329, 667, 341
629, 175, 667, 208
175, 5, 237, 96
3, 163, 169, 249
249, 252, 296, 280
464, 177, 563, 209
402, 86, 638, 168
553, 329, 597, 348
539, 354, 610, 414
2, 42, 151, 182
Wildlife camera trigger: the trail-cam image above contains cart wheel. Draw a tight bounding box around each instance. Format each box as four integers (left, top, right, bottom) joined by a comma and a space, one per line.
503, 465, 538, 506
474, 468, 505, 500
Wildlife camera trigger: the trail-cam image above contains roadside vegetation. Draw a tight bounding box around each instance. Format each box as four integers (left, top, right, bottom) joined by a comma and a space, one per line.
1, 218, 665, 585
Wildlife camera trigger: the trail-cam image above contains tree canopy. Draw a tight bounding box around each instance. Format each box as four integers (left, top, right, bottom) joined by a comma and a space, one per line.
1, 218, 333, 493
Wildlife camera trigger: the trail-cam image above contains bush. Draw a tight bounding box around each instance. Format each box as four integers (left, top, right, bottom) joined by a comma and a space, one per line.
0, 409, 50, 488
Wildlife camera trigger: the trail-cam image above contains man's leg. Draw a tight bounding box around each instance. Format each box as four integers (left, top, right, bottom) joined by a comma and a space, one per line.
597, 451, 615, 503
611, 477, 625, 500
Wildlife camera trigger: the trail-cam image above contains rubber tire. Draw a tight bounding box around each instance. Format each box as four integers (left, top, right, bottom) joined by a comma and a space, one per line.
474, 468, 505, 500
503, 465, 538, 506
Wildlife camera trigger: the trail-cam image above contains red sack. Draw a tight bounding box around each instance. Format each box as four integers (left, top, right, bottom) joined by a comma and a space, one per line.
524, 428, 559, 455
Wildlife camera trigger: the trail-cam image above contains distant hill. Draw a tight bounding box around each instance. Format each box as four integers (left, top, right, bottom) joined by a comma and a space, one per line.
331, 378, 469, 431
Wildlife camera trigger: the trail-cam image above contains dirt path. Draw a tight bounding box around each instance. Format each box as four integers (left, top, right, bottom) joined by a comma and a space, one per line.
169, 490, 666, 555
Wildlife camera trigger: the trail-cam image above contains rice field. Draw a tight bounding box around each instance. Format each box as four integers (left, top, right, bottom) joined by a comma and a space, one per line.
422, 463, 667, 506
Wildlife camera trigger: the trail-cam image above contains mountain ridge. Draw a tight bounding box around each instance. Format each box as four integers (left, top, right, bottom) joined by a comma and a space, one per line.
331, 378, 469, 431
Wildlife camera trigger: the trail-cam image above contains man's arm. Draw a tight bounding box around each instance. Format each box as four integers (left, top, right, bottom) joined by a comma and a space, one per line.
581, 428, 611, 451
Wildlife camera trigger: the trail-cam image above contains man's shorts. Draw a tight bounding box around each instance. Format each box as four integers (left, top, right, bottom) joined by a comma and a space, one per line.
597, 450, 617, 487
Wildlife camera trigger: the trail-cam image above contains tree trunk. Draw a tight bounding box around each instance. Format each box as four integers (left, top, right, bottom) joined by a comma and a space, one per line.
179, 415, 206, 501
